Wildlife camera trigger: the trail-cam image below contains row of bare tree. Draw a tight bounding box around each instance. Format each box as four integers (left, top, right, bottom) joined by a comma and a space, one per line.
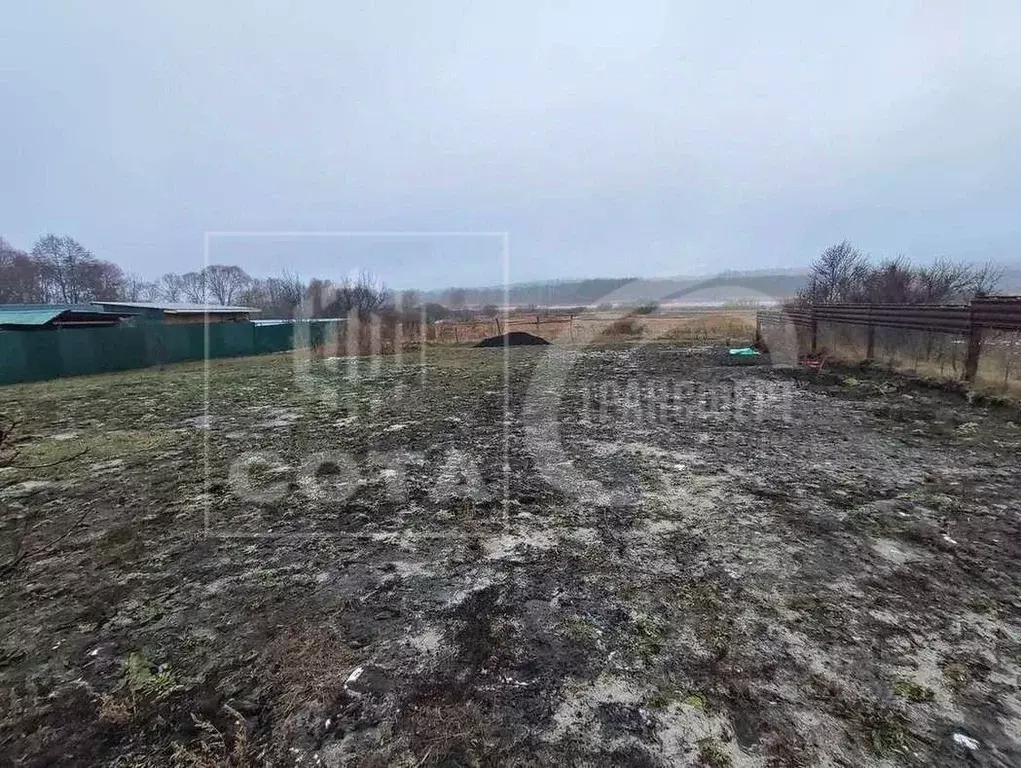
0, 234, 401, 318
7, 234, 1004, 319
0, 235, 128, 304
796, 241, 1003, 305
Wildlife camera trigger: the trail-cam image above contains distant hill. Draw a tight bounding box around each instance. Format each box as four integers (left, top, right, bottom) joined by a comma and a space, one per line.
421, 269, 810, 308
420, 261, 1021, 308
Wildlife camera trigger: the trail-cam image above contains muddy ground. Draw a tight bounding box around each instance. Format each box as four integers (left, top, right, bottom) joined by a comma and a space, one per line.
1, 343, 1020, 766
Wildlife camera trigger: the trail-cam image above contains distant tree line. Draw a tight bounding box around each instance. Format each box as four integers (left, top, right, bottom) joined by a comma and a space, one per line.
795, 241, 1002, 305
0, 234, 399, 319
1, 233, 580, 321
3, 234, 1008, 317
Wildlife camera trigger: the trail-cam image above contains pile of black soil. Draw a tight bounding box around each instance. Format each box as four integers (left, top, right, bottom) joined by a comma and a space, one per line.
475, 331, 550, 347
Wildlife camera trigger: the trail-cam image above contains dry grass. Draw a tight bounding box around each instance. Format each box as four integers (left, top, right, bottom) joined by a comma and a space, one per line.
97, 693, 133, 726
263, 623, 358, 742
654, 314, 756, 342
433, 311, 757, 344
172, 706, 251, 768
604, 318, 643, 337
811, 323, 1021, 397
391, 700, 531, 766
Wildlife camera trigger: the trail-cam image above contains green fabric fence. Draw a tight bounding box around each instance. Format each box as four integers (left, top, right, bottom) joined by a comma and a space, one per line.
0, 321, 339, 385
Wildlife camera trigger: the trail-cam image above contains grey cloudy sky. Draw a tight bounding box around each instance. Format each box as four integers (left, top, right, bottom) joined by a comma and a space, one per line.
3, 1, 1020, 289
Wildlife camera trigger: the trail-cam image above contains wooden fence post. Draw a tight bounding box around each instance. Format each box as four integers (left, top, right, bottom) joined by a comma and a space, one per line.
866, 306, 875, 361
810, 308, 818, 354
964, 299, 983, 383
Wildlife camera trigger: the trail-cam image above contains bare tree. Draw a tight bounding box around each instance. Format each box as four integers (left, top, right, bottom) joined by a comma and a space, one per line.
348, 270, 390, 317
179, 271, 206, 303
858, 257, 915, 303
237, 279, 269, 311
204, 264, 251, 305
28, 235, 129, 302
85, 260, 126, 300
140, 281, 161, 301
274, 270, 305, 316
319, 271, 390, 318
246, 271, 306, 318
31, 234, 96, 303
122, 273, 159, 302
798, 241, 869, 305
0, 238, 45, 302
797, 243, 1005, 307
965, 260, 1003, 297
159, 273, 185, 302
913, 258, 973, 303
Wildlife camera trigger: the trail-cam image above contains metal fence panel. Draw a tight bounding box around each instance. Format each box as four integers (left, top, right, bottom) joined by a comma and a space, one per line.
0, 321, 318, 386
756, 296, 1021, 382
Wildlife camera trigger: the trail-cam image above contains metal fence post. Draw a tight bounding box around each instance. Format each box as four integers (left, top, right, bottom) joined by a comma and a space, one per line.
866, 306, 875, 361
964, 299, 983, 383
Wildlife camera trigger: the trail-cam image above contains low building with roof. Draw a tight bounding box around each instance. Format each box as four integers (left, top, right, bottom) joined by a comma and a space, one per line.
0, 304, 134, 330
89, 301, 261, 324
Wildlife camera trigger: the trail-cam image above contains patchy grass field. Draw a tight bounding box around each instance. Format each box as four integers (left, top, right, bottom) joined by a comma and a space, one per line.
2, 342, 1021, 766
435, 310, 757, 345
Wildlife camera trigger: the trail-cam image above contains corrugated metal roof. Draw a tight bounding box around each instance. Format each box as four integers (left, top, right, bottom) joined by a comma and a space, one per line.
0, 303, 93, 312
0, 308, 66, 326
252, 318, 344, 326
93, 301, 260, 314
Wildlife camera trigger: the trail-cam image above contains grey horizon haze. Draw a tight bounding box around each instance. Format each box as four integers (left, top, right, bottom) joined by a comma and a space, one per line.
2, 1, 1020, 290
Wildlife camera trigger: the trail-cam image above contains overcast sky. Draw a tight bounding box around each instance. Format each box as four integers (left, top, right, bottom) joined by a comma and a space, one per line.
3, 1, 1020, 289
